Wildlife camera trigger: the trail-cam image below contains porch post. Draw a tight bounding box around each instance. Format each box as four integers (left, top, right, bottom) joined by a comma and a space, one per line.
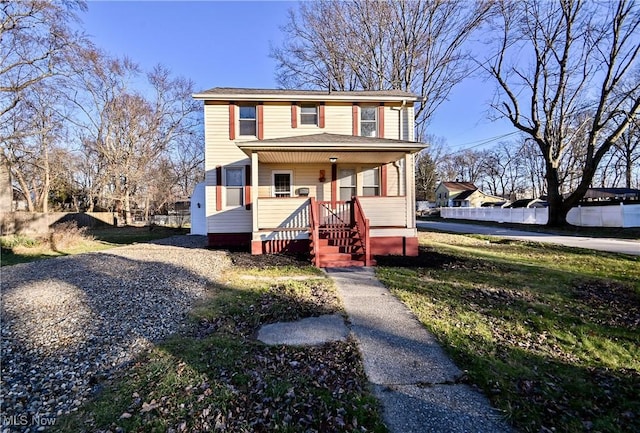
251, 151, 261, 254
251, 152, 259, 233
405, 152, 415, 229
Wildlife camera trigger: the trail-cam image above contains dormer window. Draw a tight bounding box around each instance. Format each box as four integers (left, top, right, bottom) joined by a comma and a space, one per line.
239, 105, 256, 136
300, 104, 318, 126
360, 106, 377, 137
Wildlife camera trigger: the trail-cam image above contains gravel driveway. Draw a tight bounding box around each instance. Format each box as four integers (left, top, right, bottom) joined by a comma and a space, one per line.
1, 236, 230, 432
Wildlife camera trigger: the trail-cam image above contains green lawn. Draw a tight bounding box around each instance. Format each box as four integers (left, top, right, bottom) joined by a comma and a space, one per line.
376, 232, 640, 433
55, 261, 386, 433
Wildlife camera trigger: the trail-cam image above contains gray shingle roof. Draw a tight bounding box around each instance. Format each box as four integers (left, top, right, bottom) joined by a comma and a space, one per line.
240, 132, 421, 146
196, 87, 419, 100
442, 182, 477, 191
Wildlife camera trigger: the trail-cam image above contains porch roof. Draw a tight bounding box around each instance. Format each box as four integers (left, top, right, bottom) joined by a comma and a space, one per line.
238, 133, 426, 164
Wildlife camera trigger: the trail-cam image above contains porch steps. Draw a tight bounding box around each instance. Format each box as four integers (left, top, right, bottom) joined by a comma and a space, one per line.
312, 224, 374, 268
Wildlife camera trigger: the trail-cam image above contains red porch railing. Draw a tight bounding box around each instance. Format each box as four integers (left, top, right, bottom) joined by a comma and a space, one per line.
352, 197, 372, 266
308, 198, 372, 267
309, 197, 320, 267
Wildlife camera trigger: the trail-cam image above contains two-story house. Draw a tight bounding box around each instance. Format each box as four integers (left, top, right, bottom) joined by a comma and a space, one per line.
192, 87, 426, 267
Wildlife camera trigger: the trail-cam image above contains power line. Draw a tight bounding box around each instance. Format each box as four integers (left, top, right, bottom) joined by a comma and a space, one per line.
445, 131, 520, 155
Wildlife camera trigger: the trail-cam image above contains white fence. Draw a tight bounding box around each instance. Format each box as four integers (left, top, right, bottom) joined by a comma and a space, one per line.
440, 203, 640, 228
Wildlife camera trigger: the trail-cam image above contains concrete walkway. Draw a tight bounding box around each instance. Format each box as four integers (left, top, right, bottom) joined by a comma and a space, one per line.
327, 267, 513, 433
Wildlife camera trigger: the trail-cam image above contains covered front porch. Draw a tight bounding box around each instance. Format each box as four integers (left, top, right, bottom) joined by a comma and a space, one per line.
240, 134, 424, 267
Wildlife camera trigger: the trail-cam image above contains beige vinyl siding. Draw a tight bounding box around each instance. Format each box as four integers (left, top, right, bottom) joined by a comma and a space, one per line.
204, 102, 251, 233
257, 197, 309, 229
204, 103, 249, 167
383, 106, 400, 140
359, 196, 407, 227
258, 164, 332, 201
207, 206, 252, 232
386, 161, 400, 196
262, 102, 320, 139
323, 103, 353, 135
404, 106, 414, 141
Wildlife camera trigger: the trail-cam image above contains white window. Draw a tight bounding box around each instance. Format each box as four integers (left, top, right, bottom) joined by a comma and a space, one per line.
272, 171, 292, 197
226, 167, 244, 206
362, 167, 380, 196
239, 105, 256, 136
300, 104, 318, 126
360, 106, 377, 137
339, 169, 356, 201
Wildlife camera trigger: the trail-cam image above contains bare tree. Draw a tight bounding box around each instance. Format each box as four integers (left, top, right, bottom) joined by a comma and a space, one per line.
0, 0, 86, 121
272, 0, 491, 132
415, 134, 449, 200
68, 48, 200, 223
484, 0, 640, 226
1, 80, 70, 212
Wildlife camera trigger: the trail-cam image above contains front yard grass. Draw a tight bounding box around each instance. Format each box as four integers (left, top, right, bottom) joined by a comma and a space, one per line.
55, 256, 386, 433
376, 232, 640, 433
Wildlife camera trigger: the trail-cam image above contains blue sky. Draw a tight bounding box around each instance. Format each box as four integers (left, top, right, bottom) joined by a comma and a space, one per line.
81, 1, 515, 149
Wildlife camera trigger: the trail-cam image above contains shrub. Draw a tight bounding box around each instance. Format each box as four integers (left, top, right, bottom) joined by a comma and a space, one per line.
49, 221, 94, 251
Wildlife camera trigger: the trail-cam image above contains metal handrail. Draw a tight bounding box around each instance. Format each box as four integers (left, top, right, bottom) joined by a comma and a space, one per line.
317, 200, 350, 227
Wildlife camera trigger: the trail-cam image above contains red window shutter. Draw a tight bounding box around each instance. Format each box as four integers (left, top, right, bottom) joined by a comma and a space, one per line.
257, 103, 264, 140
291, 103, 298, 128
378, 104, 385, 138
381, 164, 388, 197
319, 103, 325, 128
352, 104, 358, 136
244, 165, 251, 210
215, 166, 223, 211
229, 103, 236, 140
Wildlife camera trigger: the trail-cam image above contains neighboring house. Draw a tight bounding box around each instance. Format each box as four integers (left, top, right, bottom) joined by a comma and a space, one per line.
435, 181, 476, 207
581, 188, 640, 202
435, 181, 505, 208
192, 87, 426, 267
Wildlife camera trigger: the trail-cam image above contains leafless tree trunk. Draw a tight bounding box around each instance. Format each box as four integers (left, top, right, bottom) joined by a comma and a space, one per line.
484, 0, 640, 226
615, 116, 640, 188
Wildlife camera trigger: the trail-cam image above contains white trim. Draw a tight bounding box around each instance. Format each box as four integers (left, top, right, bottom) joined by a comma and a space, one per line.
271, 170, 294, 197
